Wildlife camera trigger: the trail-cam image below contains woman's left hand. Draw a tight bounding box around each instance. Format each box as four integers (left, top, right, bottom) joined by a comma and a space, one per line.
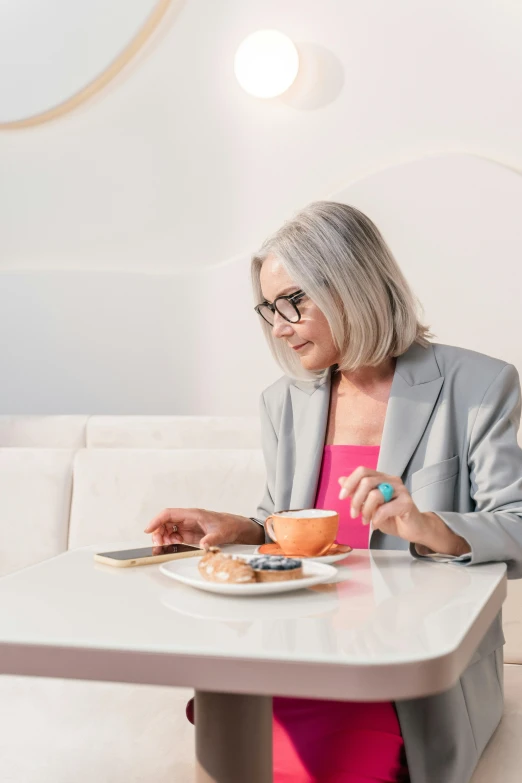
337, 467, 471, 556
337, 467, 429, 544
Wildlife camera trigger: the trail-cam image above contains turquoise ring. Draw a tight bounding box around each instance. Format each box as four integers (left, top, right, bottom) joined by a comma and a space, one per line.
377, 482, 394, 503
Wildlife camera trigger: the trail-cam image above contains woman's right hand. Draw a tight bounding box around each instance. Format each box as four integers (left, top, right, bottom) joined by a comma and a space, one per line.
144, 508, 265, 549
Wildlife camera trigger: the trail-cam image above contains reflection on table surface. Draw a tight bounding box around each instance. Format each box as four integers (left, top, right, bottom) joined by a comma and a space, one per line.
0, 545, 503, 667
159, 548, 491, 662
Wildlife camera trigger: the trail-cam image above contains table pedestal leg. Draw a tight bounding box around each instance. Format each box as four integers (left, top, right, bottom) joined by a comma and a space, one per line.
195, 691, 273, 783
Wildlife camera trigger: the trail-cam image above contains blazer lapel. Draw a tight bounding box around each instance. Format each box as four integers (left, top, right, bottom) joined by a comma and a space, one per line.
372, 342, 444, 548
377, 342, 444, 478
288, 373, 331, 510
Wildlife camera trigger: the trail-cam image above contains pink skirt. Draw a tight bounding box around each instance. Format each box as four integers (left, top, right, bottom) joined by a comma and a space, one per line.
273, 696, 407, 783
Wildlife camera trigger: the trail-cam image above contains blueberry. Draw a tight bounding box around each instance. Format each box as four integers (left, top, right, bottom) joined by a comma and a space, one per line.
251, 554, 301, 571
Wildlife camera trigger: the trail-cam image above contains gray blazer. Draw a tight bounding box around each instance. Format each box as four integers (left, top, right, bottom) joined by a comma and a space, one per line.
254, 341, 522, 783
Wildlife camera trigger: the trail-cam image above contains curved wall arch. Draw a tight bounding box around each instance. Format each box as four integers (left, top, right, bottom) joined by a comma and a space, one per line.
0, 0, 175, 129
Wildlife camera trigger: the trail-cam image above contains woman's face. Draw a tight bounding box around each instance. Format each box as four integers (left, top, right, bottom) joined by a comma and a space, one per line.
259, 254, 340, 372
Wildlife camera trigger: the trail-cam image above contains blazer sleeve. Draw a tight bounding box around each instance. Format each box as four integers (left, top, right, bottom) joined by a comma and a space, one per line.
413, 363, 522, 578
250, 391, 277, 526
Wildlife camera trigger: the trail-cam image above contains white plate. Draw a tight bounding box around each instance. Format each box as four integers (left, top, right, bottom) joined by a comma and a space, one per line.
254, 546, 351, 565
160, 555, 336, 596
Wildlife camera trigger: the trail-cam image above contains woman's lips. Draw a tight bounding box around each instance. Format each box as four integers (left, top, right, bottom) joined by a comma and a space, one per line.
292, 342, 309, 351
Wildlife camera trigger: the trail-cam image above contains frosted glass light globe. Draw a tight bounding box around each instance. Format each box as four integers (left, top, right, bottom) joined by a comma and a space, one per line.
234, 30, 299, 98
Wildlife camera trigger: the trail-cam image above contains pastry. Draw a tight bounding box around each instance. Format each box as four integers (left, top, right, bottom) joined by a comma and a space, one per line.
249, 555, 303, 582
198, 548, 304, 585
198, 547, 255, 584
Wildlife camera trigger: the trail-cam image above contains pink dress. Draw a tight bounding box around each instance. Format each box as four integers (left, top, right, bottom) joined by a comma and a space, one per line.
272, 445, 408, 783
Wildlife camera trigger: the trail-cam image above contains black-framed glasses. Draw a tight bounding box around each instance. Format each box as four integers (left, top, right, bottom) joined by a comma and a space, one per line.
254, 289, 306, 326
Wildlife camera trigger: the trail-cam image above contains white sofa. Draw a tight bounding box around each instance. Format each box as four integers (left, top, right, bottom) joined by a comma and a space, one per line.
0, 415, 521, 782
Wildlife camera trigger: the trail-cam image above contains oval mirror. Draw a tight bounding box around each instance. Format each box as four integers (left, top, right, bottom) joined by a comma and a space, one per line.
0, 0, 172, 127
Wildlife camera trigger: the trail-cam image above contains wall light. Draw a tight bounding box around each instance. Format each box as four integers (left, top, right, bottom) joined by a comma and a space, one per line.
234, 30, 299, 98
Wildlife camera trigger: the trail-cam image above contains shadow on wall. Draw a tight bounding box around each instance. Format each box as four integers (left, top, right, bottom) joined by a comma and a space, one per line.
282, 44, 345, 110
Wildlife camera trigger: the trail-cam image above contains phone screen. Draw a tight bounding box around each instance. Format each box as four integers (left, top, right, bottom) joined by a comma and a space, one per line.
98, 544, 202, 560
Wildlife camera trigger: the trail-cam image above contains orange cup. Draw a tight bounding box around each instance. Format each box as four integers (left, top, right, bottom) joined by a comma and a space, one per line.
264, 509, 339, 557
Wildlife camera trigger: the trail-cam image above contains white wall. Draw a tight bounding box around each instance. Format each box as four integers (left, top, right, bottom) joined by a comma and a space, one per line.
1, 0, 522, 414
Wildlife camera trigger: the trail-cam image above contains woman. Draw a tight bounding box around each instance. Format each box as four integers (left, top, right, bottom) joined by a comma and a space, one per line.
145, 201, 522, 783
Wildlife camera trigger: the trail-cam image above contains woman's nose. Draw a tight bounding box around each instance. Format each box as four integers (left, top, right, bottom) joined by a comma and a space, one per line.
272, 312, 294, 339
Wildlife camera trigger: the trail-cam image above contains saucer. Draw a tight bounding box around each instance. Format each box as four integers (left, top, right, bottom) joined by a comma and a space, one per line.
256, 542, 352, 565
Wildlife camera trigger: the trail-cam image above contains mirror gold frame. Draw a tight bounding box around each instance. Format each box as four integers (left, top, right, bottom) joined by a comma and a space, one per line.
0, 0, 173, 130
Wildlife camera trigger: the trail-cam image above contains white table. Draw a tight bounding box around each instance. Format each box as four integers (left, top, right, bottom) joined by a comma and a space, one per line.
0, 543, 507, 782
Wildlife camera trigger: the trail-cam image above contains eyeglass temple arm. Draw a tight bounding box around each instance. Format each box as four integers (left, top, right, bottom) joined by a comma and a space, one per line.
256, 289, 304, 308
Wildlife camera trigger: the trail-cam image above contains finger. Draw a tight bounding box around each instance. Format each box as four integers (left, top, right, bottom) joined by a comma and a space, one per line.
153, 523, 166, 539
152, 532, 172, 546
179, 529, 208, 547
150, 520, 179, 543
144, 511, 169, 534
371, 493, 410, 529
360, 488, 387, 526
164, 531, 184, 545
350, 473, 403, 518
152, 527, 184, 545
338, 467, 378, 500
351, 476, 399, 518
200, 531, 228, 549
144, 508, 192, 534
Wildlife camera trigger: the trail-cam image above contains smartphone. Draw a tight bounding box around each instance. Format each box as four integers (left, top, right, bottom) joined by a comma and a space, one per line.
94, 543, 204, 568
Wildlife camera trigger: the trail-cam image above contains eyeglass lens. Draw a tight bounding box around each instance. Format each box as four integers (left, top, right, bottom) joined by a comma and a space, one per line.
258, 297, 300, 325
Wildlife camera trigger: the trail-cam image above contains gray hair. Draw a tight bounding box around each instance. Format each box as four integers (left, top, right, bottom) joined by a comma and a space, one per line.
251, 201, 433, 380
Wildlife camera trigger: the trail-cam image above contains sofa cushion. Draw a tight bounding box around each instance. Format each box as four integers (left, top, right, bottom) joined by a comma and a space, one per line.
69, 448, 266, 548
0, 677, 194, 783
503, 579, 522, 664
471, 664, 522, 782
86, 415, 261, 449
0, 449, 74, 576
0, 416, 87, 448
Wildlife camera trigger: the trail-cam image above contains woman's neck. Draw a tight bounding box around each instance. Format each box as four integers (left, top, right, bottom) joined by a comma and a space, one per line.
335, 357, 396, 395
